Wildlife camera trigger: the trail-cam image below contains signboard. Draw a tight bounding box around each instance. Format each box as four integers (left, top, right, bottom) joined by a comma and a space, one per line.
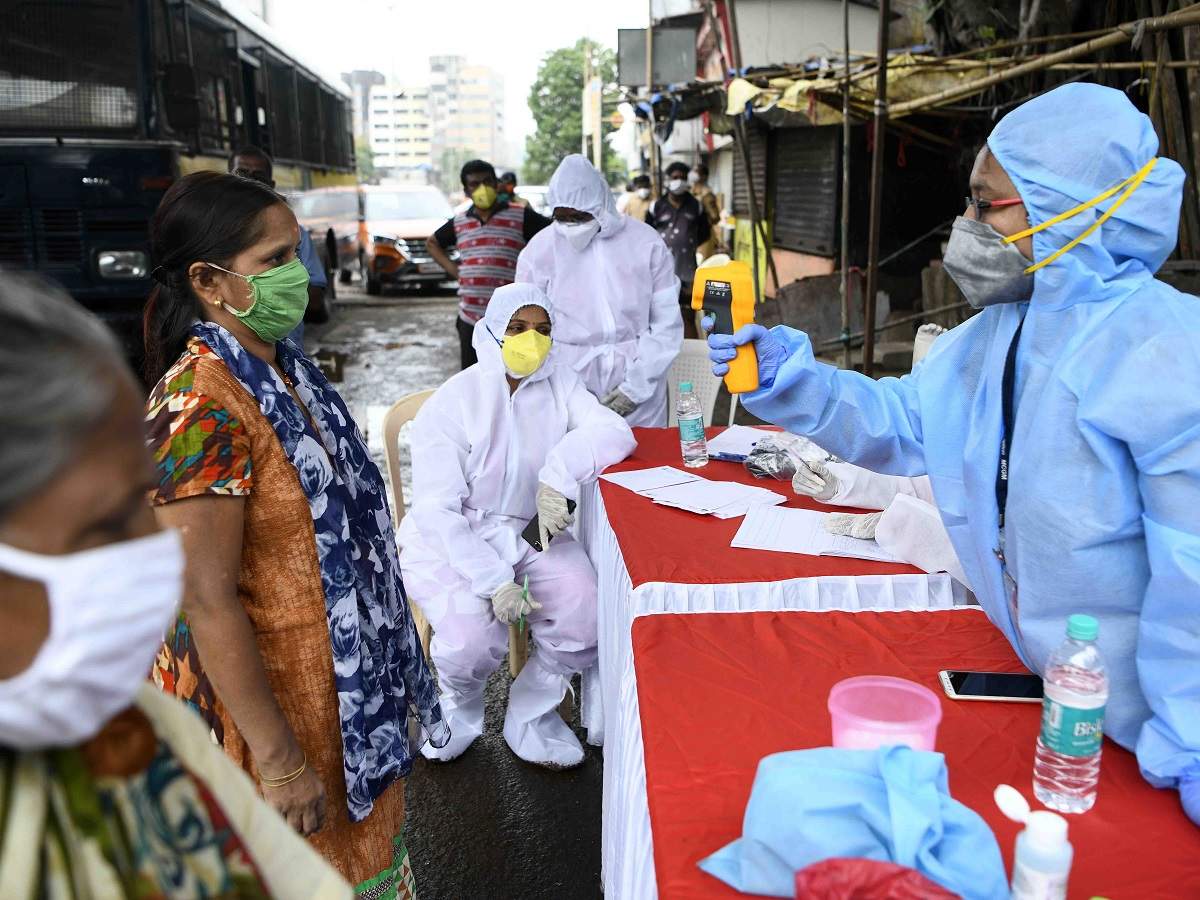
617, 27, 697, 88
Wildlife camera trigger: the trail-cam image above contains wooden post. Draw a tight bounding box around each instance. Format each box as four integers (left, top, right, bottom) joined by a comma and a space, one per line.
863, 0, 890, 378
840, 0, 853, 370
1183, 25, 1200, 204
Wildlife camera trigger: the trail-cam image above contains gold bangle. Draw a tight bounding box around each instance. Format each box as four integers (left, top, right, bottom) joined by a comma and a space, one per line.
261, 753, 307, 788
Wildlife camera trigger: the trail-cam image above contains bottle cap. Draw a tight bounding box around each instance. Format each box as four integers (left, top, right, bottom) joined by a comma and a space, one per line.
1067, 613, 1099, 641
679, 381, 693, 392
1025, 810, 1069, 848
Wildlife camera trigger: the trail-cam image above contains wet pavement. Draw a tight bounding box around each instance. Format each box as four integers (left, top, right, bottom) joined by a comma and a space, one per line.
307, 282, 604, 900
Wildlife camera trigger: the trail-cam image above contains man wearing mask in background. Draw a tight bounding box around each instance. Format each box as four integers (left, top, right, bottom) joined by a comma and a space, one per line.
620, 174, 653, 222
649, 161, 711, 339
498, 171, 522, 206
516, 155, 682, 426
690, 162, 723, 259
228, 146, 328, 340
707, 83, 1200, 823
427, 160, 551, 369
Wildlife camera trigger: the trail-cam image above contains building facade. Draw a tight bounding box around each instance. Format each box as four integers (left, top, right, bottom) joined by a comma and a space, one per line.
368, 84, 434, 180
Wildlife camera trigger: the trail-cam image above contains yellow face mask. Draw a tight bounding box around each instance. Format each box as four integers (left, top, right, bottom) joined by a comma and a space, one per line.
501, 329, 552, 377
472, 184, 498, 210
1002, 157, 1158, 274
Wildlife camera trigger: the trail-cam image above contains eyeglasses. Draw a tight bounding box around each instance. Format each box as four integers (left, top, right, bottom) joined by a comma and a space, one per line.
965, 196, 1025, 216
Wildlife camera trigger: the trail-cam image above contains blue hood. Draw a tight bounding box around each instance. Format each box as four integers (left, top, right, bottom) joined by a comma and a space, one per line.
987, 83, 1184, 311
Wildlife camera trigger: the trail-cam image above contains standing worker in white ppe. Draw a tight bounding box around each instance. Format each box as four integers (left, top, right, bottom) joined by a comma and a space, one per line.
515, 154, 683, 426
707, 83, 1200, 823
400, 283, 636, 768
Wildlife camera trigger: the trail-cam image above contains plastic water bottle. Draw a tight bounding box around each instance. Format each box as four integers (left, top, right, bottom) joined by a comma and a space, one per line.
676, 382, 708, 468
1033, 614, 1108, 813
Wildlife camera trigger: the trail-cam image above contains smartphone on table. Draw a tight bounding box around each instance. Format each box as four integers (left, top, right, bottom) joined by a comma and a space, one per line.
938, 670, 1043, 703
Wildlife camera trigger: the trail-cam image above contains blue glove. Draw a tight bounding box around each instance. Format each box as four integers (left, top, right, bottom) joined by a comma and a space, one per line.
703, 318, 789, 389
1182, 777, 1200, 827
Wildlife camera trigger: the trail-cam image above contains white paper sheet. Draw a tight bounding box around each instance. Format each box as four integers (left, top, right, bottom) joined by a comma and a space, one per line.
645, 480, 754, 514
600, 466, 701, 493
710, 487, 788, 519
705, 425, 770, 459
730, 505, 900, 562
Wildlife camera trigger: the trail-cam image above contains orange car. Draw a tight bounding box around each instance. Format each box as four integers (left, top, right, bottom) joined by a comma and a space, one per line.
360, 184, 456, 295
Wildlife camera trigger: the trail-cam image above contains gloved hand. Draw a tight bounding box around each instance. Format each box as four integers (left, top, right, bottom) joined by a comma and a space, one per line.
792, 459, 839, 502
536, 483, 574, 549
491, 581, 542, 625
703, 320, 789, 388
824, 511, 883, 541
600, 389, 637, 418
1181, 776, 1200, 827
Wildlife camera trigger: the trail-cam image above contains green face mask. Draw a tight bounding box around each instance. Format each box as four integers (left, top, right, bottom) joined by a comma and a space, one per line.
207, 258, 309, 343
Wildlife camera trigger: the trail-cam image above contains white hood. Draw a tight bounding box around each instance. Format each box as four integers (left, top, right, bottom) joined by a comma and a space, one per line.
477, 282, 557, 383
547, 154, 625, 239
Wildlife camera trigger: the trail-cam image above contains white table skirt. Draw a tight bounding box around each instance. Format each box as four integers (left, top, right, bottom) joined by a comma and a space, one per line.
577, 479, 968, 900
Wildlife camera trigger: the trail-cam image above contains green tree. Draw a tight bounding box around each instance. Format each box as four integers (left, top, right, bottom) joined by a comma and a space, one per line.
525, 39, 626, 185
436, 146, 480, 196
354, 137, 376, 183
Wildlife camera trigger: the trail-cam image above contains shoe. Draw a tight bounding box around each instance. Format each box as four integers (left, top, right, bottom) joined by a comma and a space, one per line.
503, 656, 584, 769
420, 685, 484, 762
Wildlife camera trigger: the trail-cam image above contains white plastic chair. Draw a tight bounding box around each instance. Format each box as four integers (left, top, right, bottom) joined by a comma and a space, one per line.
667, 338, 730, 427
382, 389, 528, 677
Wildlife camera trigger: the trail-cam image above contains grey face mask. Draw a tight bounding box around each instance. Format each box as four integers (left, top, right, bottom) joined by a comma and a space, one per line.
942, 215, 1035, 309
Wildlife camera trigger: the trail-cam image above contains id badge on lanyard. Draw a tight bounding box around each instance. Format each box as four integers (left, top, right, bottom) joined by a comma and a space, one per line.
995, 314, 1026, 647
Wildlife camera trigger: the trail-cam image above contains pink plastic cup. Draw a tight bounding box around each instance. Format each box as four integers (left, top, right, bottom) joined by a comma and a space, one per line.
828, 675, 943, 752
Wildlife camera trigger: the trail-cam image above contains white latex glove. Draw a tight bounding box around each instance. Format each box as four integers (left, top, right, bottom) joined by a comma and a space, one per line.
792, 459, 839, 502
824, 511, 884, 541
600, 389, 637, 418
536, 483, 574, 549
490, 581, 542, 625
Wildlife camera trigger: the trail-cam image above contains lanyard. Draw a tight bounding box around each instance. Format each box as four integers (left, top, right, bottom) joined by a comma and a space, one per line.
995, 314, 1027, 537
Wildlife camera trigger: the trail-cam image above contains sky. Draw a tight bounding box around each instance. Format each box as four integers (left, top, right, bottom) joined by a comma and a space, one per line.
265, 0, 651, 158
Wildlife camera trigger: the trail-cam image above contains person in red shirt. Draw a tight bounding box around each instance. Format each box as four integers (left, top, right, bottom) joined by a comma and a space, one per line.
426, 160, 550, 369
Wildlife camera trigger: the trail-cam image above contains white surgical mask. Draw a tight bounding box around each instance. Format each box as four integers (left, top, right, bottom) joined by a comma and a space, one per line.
0, 529, 184, 749
555, 218, 601, 252
667, 178, 688, 195
636, 187, 651, 200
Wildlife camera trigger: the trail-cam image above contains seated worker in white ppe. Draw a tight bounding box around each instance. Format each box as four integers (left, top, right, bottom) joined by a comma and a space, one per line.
515, 154, 683, 426
795, 459, 970, 590
399, 283, 636, 768
707, 83, 1200, 823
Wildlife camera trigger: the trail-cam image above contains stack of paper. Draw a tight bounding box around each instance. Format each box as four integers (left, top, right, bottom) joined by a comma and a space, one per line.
705, 425, 770, 462
601, 466, 787, 519
730, 505, 900, 563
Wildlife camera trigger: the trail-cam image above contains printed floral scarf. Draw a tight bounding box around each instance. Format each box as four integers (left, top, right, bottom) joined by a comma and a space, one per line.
192, 323, 446, 822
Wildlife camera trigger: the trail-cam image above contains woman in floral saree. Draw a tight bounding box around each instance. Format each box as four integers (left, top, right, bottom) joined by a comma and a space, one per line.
142, 172, 446, 896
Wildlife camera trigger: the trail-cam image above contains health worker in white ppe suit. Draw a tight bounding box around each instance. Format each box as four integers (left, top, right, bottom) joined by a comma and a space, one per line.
515, 154, 683, 426
709, 83, 1200, 824
400, 283, 636, 768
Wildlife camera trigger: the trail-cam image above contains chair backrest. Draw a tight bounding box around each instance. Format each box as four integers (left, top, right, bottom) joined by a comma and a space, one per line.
381, 389, 435, 522
667, 339, 722, 427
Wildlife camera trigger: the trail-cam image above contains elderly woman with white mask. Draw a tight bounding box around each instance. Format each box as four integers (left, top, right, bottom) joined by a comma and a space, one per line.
515, 154, 683, 425
0, 275, 351, 896
401, 282, 636, 768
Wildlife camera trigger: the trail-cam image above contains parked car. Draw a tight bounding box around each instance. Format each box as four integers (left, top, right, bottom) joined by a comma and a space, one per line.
292, 186, 364, 284
361, 184, 455, 295
519, 184, 551, 216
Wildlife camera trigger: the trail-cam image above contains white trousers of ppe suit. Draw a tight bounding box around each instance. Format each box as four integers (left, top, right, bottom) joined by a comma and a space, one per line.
402, 533, 597, 766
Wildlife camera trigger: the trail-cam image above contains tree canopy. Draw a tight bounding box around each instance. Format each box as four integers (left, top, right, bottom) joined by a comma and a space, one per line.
524, 38, 625, 185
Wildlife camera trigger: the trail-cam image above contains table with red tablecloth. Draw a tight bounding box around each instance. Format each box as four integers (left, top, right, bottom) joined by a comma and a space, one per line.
577, 427, 967, 899
633, 608, 1200, 899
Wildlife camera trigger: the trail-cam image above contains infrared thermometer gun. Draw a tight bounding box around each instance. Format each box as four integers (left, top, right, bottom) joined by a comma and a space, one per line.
692, 259, 759, 394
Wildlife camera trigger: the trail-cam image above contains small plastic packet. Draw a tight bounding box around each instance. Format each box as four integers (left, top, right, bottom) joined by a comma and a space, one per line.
743, 432, 833, 481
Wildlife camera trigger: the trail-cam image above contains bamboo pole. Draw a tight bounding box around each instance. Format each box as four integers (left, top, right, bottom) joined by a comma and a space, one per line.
862, 0, 890, 378
840, 0, 853, 370
1184, 26, 1200, 208
890, 4, 1200, 118
1151, 0, 1200, 257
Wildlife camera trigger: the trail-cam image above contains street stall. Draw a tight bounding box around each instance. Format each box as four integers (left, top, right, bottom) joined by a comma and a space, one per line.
576, 426, 965, 898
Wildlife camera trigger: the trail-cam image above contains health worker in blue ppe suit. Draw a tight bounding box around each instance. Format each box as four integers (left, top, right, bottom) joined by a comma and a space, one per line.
708, 83, 1200, 825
